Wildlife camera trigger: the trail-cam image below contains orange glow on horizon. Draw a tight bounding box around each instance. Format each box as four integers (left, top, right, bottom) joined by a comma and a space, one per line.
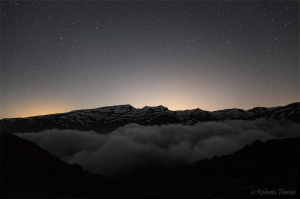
0, 102, 73, 119
1, 96, 297, 119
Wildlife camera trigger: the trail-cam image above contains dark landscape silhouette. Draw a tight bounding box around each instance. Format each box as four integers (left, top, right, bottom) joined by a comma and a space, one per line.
1, 103, 299, 198
2, 1, 298, 198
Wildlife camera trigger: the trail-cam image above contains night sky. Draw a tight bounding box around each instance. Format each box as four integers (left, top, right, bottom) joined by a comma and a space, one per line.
1, 1, 299, 119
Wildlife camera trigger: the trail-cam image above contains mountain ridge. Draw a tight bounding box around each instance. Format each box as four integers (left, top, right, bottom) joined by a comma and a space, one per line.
2, 102, 298, 119
1, 102, 299, 133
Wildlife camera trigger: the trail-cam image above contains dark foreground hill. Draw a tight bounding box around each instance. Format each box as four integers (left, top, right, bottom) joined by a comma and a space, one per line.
0, 132, 138, 198
162, 138, 299, 198
1, 131, 299, 198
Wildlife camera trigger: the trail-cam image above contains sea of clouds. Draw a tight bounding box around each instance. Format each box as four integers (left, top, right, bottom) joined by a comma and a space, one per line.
16, 119, 300, 176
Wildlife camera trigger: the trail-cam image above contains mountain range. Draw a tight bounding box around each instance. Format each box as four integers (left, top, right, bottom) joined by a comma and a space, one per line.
1, 103, 299, 198
1, 102, 299, 133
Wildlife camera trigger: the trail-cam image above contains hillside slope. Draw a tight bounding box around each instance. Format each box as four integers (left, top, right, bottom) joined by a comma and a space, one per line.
1, 131, 299, 198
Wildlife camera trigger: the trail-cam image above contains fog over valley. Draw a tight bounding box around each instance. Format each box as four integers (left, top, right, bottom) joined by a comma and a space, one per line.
16, 119, 300, 176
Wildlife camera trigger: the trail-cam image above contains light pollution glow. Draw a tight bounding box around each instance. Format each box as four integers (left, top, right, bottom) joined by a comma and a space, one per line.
1, 1, 298, 119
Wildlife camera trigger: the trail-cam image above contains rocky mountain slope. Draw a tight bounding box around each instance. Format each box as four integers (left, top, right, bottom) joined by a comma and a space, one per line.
1, 131, 299, 198
1, 102, 299, 134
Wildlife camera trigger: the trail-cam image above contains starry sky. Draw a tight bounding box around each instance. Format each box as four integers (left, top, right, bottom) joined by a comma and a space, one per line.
1, 1, 299, 119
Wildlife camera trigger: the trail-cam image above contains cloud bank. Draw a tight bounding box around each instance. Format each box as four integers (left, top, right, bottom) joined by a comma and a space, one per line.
16, 119, 300, 176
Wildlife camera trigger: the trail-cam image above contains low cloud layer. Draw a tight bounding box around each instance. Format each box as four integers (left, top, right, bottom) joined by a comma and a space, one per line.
16, 119, 300, 176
